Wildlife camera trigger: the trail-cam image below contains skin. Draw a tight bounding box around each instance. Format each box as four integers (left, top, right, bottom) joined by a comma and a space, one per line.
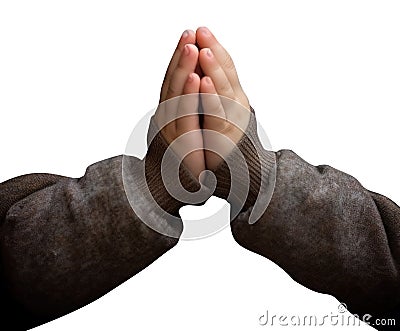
157, 27, 251, 178
157, 30, 205, 179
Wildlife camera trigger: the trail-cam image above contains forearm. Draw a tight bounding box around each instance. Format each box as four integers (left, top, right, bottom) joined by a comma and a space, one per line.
0, 155, 181, 327
229, 148, 400, 314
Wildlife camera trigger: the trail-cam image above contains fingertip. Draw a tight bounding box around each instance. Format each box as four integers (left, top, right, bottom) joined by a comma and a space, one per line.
199, 47, 213, 58
204, 76, 212, 85
196, 26, 211, 37
180, 29, 196, 47
182, 29, 195, 38
199, 48, 213, 67
196, 26, 211, 36
196, 27, 216, 48
188, 72, 199, 83
199, 48, 207, 57
183, 73, 200, 94
184, 43, 199, 56
200, 76, 215, 93
182, 30, 189, 39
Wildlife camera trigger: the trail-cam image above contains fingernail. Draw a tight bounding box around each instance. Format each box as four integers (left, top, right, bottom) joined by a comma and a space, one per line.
199, 27, 210, 36
184, 44, 190, 56
205, 77, 212, 84
188, 73, 194, 83
182, 30, 189, 39
206, 48, 212, 58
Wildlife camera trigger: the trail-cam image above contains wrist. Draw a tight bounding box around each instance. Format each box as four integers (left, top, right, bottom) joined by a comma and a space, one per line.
212, 109, 276, 213
144, 117, 203, 216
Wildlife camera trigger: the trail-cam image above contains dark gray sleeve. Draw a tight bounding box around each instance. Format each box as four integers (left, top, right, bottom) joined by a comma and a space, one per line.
0, 155, 182, 329
231, 149, 400, 316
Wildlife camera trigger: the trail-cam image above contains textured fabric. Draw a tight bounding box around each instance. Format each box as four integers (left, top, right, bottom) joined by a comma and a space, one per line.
144, 118, 202, 215
213, 110, 275, 212
0, 173, 67, 329
0, 173, 65, 223
0, 156, 181, 329
226, 148, 400, 319
2, 116, 400, 329
0, 118, 201, 329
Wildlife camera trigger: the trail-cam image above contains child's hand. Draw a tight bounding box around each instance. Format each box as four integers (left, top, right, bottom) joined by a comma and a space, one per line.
156, 30, 205, 179
196, 27, 251, 171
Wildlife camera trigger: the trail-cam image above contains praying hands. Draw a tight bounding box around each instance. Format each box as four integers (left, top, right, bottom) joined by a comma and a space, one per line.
1, 27, 399, 331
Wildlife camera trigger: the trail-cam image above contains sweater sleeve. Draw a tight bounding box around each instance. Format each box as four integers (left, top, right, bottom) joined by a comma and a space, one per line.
0, 128, 199, 329
214, 112, 400, 317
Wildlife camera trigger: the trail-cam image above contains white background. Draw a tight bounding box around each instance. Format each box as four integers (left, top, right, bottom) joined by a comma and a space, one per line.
1, 1, 399, 330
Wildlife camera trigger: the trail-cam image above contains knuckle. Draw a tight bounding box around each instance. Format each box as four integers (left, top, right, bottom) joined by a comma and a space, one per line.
166, 84, 178, 98
222, 53, 235, 71
219, 82, 233, 96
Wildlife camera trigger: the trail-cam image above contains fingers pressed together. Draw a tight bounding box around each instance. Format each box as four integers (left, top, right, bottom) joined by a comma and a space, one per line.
157, 27, 251, 177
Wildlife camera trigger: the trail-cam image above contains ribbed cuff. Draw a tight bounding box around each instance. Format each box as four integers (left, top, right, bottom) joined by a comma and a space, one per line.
144, 117, 201, 216
213, 108, 276, 212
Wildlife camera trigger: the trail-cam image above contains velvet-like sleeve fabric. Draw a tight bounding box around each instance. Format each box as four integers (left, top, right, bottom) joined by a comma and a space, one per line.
0, 155, 183, 330
230, 149, 400, 319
